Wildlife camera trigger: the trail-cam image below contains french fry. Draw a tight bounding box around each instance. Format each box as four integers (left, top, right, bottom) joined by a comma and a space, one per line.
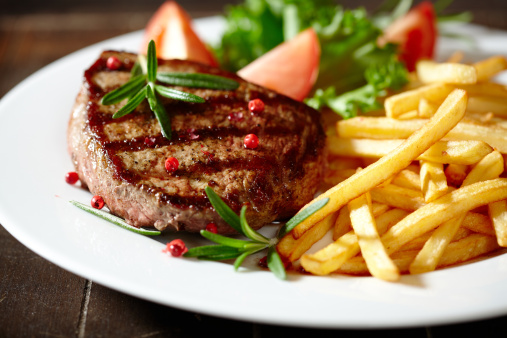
327, 137, 493, 165
458, 82, 507, 98
397, 110, 419, 120
437, 233, 499, 267
465, 111, 507, 127
462, 212, 495, 236
384, 83, 454, 118
332, 203, 389, 240
338, 234, 499, 275
337, 117, 507, 153
287, 89, 467, 240
467, 96, 507, 118
419, 161, 448, 202
301, 208, 405, 276
277, 211, 339, 262
409, 216, 463, 274
301, 231, 359, 275
399, 227, 471, 252
333, 206, 352, 240
391, 169, 421, 190
348, 190, 400, 281
462, 151, 504, 185
327, 156, 364, 170
421, 140, 492, 165
381, 178, 507, 255
370, 184, 425, 211
489, 200, 507, 247
416, 60, 477, 84
445, 164, 468, 187
474, 56, 507, 82
375, 208, 410, 234
323, 168, 355, 186
418, 98, 438, 118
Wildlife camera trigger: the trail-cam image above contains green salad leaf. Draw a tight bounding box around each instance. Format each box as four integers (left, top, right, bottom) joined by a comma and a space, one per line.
215, 0, 407, 118
306, 56, 408, 119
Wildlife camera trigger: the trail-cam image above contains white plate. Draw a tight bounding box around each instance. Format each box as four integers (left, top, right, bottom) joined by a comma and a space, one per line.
1, 17, 507, 329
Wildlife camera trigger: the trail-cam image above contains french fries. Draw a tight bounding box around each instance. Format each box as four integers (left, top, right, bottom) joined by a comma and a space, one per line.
384, 83, 453, 118
327, 138, 493, 165
347, 188, 400, 281
381, 178, 507, 254
474, 56, 507, 82
416, 60, 477, 84
337, 117, 507, 153
409, 151, 504, 274
419, 161, 448, 202
277, 54, 507, 281
290, 89, 467, 240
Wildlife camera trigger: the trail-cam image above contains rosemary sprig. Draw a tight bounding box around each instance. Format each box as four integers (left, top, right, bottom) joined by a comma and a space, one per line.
69, 200, 161, 236
100, 40, 239, 140
183, 187, 329, 280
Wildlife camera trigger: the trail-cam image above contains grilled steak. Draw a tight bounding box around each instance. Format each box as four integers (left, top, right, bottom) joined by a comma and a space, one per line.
68, 51, 325, 234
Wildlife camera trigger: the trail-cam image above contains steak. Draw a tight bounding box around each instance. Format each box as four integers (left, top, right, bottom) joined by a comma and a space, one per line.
68, 51, 325, 234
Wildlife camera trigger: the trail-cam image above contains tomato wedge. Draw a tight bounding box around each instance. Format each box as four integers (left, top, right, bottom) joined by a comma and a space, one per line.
381, 1, 437, 72
140, 1, 218, 66
237, 28, 320, 101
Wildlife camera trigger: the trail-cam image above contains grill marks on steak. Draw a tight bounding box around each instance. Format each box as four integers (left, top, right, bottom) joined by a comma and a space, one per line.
69, 51, 325, 233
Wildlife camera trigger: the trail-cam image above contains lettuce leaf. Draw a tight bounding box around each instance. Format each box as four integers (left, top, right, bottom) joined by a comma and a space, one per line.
215, 0, 408, 118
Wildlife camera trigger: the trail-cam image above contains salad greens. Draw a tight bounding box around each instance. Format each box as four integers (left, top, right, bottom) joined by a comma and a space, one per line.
215, 0, 408, 118
215, 0, 470, 119
306, 56, 408, 118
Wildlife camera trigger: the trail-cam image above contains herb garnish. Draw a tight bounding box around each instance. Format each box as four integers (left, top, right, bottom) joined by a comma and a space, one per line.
183, 187, 329, 280
101, 40, 239, 140
69, 200, 161, 236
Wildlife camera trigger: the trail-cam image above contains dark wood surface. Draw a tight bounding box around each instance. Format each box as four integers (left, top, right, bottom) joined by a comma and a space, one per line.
2, 1, 507, 336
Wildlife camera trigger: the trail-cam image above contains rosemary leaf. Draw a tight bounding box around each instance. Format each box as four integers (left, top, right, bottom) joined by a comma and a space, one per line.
130, 60, 143, 77
243, 242, 268, 252
101, 75, 146, 105
146, 85, 172, 140
112, 85, 147, 119
155, 85, 205, 103
69, 200, 161, 236
240, 206, 270, 244
147, 40, 157, 83
233, 251, 251, 270
278, 197, 330, 237
198, 252, 242, 261
205, 186, 242, 234
184, 245, 240, 257
157, 72, 240, 90
233, 248, 262, 271
267, 246, 287, 280
137, 54, 148, 75
200, 230, 250, 248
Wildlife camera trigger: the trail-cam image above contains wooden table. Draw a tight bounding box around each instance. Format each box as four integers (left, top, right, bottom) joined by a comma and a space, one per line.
2, 1, 507, 336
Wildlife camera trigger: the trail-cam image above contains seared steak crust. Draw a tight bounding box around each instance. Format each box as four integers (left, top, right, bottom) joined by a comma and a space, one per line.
68, 51, 325, 233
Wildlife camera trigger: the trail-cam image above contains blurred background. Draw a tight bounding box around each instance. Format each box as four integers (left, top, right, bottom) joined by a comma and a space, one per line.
2, 0, 507, 97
